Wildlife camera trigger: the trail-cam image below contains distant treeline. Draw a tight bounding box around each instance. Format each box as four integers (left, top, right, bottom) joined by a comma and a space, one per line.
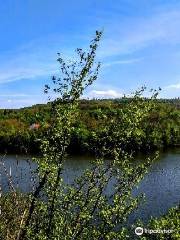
0, 98, 180, 154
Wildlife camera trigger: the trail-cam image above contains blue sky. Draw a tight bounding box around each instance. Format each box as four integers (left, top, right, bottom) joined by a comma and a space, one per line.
0, 0, 180, 108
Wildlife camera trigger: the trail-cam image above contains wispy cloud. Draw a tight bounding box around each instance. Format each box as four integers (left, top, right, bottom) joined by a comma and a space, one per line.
0, 33, 87, 84
0, 66, 57, 84
165, 82, 180, 89
1, 4, 180, 107
0, 93, 42, 98
0, 35, 65, 84
2, 8, 180, 84
0, 94, 29, 97
100, 9, 180, 57
102, 58, 142, 68
159, 81, 180, 98
84, 89, 123, 99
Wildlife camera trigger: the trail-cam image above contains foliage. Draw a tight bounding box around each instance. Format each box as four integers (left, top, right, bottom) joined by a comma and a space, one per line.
0, 31, 179, 240
139, 205, 180, 240
0, 192, 28, 240
0, 99, 179, 154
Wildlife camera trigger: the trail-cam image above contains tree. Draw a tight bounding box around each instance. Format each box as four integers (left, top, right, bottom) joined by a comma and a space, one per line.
0, 31, 178, 240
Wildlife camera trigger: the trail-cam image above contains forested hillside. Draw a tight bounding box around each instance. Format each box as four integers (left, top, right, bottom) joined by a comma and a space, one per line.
0, 98, 179, 154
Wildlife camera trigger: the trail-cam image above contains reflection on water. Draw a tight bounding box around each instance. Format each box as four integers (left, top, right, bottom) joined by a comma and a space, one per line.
0, 148, 179, 222
130, 149, 180, 223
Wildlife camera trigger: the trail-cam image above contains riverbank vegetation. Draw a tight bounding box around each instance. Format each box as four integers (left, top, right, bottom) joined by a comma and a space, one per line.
0, 31, 179, 240
0, 97, 179, 155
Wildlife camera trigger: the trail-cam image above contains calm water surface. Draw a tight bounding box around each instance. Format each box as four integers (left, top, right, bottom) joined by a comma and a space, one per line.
0, 148, 179, 223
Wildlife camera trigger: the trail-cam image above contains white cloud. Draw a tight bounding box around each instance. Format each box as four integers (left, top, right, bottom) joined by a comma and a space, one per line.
165, 82, 180, 89
85, 89, 123, 99
159, 82, 180, 98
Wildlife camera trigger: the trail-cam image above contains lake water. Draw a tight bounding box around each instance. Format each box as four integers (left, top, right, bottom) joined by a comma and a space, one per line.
0, 148, 179, 223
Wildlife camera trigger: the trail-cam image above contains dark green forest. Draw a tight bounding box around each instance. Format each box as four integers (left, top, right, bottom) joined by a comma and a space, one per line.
0, 98, 179, 155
